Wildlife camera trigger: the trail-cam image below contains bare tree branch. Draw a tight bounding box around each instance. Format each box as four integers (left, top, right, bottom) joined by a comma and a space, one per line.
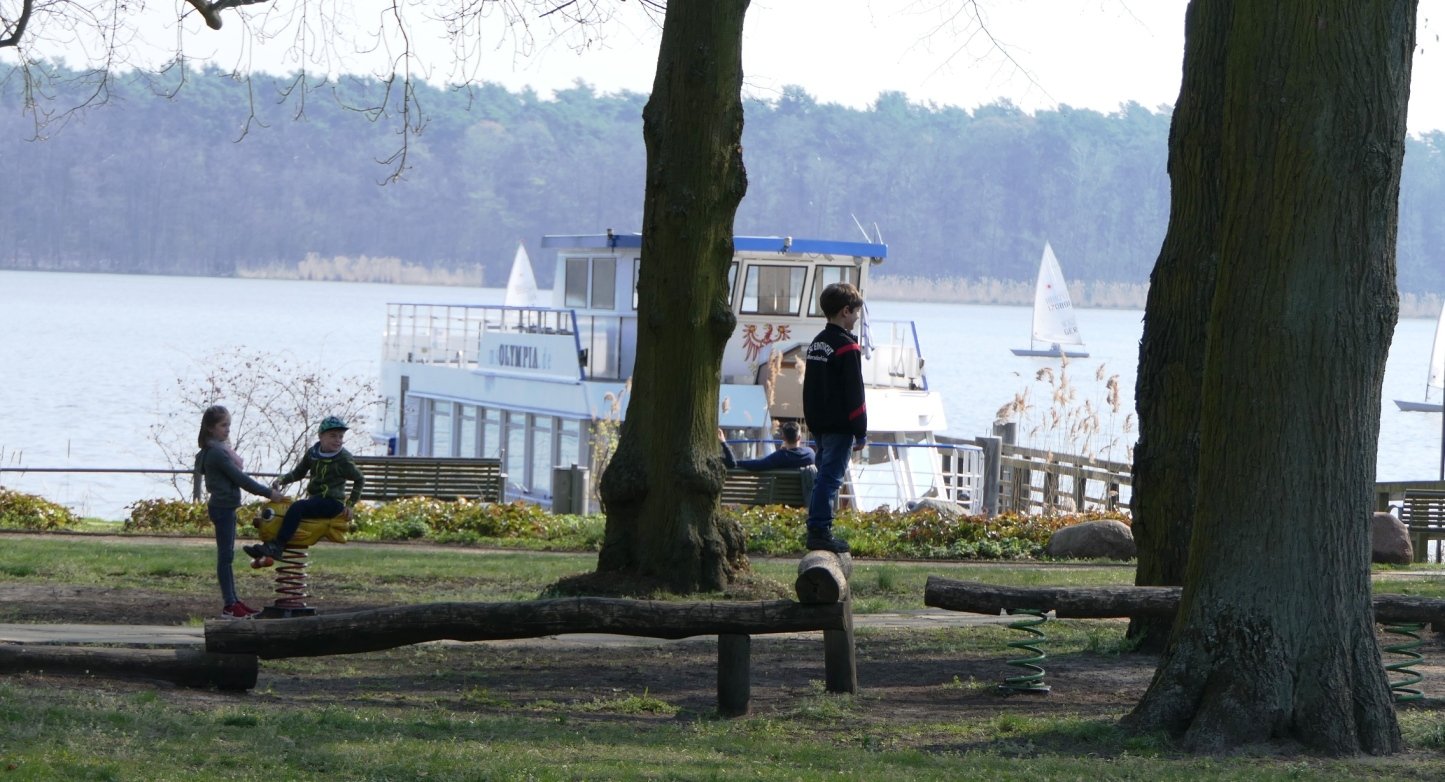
0, 0, 34, 48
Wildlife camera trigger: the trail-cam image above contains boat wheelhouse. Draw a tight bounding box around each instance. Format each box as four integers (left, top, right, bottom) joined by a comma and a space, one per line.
377, 231, 980, 512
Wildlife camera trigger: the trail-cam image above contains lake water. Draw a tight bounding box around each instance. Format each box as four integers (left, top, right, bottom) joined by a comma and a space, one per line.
1, 270, 1440, 520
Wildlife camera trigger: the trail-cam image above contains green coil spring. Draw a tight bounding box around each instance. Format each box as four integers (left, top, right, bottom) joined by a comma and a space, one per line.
1383, 621, 1426, 703
999, 608, 1051, 694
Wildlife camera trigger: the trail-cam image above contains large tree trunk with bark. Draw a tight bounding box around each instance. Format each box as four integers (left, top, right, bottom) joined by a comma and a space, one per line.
1128, 0, 1228, 653
595, 0, 751, 593
1123, 2, 1414, 754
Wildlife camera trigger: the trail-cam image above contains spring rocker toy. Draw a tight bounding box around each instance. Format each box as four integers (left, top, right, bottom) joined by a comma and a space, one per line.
248, 500, 350, 619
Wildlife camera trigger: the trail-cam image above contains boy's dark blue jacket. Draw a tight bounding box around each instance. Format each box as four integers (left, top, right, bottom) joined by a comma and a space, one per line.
802, 322, 868, 440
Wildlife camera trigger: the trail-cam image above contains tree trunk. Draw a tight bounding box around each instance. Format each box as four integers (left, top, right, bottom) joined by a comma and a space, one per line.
596, 0, 751, 593
1128, 0, 1228, 653
1123, 1, 1414, 754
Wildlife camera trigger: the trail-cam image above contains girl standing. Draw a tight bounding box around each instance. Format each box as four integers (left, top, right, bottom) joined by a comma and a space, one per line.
193, 405, 283, 619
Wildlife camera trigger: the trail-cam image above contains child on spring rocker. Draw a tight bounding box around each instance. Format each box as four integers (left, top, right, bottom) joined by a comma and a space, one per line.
244, 416, 365, 565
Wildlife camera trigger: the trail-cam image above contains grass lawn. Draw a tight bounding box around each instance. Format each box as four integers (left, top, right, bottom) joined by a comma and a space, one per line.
2, 533, 1444, 780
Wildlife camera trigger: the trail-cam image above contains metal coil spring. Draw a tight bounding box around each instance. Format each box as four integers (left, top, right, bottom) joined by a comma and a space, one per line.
1383, 621, 1425, 703
999, 608, 1051, 694
272, 547, 310, 610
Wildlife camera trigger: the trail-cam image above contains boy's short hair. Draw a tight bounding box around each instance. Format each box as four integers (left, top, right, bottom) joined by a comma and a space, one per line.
818, 282, 863, 318
779, 421, 801, 442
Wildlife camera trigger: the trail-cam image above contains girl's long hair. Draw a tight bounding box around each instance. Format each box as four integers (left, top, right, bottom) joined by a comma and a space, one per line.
198, 405, 229, 449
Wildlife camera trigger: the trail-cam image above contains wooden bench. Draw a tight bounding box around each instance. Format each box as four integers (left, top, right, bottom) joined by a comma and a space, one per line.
720, 468, 812, 507
1401, 489, 1445, 563
352, 456, 504, 503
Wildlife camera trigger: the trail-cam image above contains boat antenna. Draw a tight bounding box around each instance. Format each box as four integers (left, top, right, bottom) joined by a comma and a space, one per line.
850, 214, 872, 243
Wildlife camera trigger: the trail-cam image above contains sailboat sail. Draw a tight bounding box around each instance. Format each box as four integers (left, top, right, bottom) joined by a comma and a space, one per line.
1393, 302, 1445, 412
503, 242, 541, 308
1012, 242, 1088, 357
1428, 302, 1444, 398
1031, 243, 1084, 347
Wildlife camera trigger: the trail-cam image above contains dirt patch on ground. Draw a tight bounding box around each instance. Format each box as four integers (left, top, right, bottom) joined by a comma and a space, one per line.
8, 581, 1445, 745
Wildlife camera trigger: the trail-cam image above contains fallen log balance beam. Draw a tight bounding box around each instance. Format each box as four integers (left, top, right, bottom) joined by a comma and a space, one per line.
205, 598, 847, 658
0, 644, 257, 691
924, 577, 1445, 624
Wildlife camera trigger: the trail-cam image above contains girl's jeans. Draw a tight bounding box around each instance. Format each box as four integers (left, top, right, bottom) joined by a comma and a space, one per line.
207, 505, 239, 606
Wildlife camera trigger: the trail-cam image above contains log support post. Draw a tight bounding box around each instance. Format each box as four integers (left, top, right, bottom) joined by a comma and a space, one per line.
796, 550, 857, 694
717, 633, 750, 717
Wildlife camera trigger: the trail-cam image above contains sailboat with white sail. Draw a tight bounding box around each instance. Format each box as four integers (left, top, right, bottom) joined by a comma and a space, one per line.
1394, 302, 1445, 412
502, 242, 541, 308
1011, 241, 1089, 358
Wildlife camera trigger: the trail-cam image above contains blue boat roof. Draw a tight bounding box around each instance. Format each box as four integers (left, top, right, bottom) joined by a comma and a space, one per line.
542, 232, 886, 259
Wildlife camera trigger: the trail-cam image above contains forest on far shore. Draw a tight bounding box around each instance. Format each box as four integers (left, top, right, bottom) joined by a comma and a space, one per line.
4, 63, 1445, 304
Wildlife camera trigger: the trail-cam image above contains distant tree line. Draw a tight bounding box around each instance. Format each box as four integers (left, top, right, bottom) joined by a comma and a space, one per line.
2, 64, 1443, 296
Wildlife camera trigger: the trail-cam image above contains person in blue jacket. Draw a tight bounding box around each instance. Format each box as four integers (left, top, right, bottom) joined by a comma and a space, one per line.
801, 282, 868, 553
719, 421, 815, 471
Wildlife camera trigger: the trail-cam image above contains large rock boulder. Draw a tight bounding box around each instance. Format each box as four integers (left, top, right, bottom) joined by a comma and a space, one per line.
1045, 519, 1136, 561
1372, 511, 1413, 565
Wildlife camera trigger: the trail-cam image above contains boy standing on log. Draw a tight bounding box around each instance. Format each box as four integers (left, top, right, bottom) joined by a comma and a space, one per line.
801, 282, 867, 553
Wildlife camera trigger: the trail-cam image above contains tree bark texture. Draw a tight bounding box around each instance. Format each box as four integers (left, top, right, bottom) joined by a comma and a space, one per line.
1129, 0, 1229, 653
205, 598, 844, 658
596, 0, 751, 593
1124, 1, 1414, 755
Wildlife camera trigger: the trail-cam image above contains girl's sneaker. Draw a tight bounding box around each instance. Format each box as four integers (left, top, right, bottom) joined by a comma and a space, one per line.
221, 601, 261, 620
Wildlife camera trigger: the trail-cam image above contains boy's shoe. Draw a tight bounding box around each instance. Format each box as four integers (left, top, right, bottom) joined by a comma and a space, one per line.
220, 601, 260, 620
805, 531, 850, 554
243, 541, 282, 560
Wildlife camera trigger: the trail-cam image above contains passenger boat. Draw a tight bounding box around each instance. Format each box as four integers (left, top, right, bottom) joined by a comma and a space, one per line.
375, 231, 981, 512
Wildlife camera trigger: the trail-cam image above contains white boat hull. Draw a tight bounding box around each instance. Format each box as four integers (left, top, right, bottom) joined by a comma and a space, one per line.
1010, 346, 1090, 358
1394, 399, 1443, 413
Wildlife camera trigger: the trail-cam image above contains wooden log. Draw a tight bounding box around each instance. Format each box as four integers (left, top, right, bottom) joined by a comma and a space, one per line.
925, 577, 1180, 618
0, 644, 257, 691
206, 598, 848, 658
795, 550, 852, 604
924, 576, 1445, 624
823, 598, 858, 694
717, 633, 750, 718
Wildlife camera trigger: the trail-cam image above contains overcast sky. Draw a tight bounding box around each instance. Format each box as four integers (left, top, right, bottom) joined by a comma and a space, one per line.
431, 0, 1445, 134
28, 1, 1445, 134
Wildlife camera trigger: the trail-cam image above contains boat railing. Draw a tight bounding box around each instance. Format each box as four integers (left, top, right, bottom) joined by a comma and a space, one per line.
843, 441, 983, 514
383, 303, 635, 380
862, 319, 928, 391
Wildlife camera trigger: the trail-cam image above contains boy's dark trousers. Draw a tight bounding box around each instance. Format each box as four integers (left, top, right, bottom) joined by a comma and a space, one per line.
274, 496, 346, 547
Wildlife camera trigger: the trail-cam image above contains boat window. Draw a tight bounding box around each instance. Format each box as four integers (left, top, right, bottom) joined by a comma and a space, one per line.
808, 265, 861, 317
558, 419, 583, 470
505, 412, 527, 490
728, 262, 738, 308
591, 258, 616, 309
740, 265, 806, 315
458, 405, 478, 458
632, 258, 641, 310
531, 415, 554, 495
564, 258, 589, 307
480, 408, 501, 458
431, 402, 453, 457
